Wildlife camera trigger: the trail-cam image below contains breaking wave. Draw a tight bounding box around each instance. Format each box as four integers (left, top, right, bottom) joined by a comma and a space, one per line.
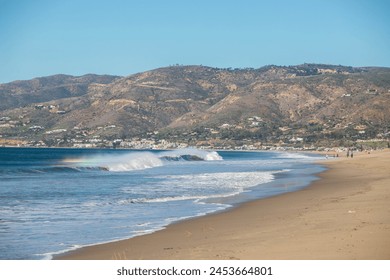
158, 148, 222, 161
61, 148, 223, 172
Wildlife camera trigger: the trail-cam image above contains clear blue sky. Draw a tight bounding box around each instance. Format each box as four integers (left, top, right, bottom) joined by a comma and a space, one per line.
0, 0, 389, 83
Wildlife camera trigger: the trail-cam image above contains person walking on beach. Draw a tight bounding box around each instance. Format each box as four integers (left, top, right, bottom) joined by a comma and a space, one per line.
351, 151, 354, 158
347, 150, 350, 158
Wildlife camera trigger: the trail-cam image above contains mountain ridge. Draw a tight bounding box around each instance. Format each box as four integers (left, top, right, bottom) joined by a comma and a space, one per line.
1, 64, 389, 149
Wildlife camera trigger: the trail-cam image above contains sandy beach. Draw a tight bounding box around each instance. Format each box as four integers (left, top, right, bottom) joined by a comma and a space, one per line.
55, 149, 390, 260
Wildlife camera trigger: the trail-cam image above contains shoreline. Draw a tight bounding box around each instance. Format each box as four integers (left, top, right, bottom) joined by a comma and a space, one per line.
55, 149, 390, 260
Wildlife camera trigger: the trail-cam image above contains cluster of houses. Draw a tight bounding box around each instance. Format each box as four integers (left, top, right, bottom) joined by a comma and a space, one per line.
0, 109, 389, 150
34, 104, 66, 114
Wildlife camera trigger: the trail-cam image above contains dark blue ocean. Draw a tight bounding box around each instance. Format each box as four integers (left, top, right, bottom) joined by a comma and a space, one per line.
0, 147, 324, 259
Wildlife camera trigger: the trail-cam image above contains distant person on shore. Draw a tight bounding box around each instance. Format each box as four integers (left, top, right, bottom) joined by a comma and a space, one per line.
347, 150, 350, 157
351, 151, 354, 158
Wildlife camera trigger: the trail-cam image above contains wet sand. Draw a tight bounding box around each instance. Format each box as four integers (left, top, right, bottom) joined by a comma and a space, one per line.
55, 149, 390, 260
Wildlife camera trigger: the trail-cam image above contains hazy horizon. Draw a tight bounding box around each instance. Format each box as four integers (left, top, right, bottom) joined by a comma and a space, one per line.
2, 62, 390, 84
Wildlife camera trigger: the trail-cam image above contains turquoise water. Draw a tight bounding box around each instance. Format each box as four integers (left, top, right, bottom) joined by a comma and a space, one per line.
0, 147, 324, 259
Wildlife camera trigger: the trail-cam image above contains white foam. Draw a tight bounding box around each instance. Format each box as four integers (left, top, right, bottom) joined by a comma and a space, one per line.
36, 244, 82, 260
275, 152, 314, 160
105, 153, 163, 172
204, 151, 223, 161
66, 152, 163, 172
160, 171, 275, 190
158, 148, 223, 161
63, 148, 222, 172
119, 171, 277, 205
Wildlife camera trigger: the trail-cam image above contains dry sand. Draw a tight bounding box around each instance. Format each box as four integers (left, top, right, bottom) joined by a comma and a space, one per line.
55, 150, 390, 260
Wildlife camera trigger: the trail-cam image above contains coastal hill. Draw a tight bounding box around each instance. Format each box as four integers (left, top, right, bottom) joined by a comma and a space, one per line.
0, 74, 120, 111
0, 64, 389, 148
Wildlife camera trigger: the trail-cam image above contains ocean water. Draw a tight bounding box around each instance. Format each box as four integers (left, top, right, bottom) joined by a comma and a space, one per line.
0, 147, 324, 260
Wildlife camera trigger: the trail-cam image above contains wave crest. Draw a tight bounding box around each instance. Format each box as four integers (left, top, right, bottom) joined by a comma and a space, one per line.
158, 148, 222, 162
64, 152, 163, 172
62, 148, 222, 172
